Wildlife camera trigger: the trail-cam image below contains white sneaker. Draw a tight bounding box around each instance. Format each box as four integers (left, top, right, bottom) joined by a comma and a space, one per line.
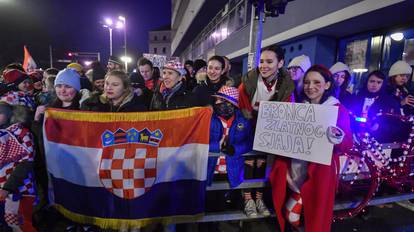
244, 199, 258, 218
256, 198, 271, 216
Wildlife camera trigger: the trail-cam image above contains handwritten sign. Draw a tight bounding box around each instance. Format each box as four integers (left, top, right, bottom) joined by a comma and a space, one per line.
253, 101, 339, 165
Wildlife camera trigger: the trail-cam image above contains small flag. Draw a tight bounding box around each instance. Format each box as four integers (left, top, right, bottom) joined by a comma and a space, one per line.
23, 46, 37, 72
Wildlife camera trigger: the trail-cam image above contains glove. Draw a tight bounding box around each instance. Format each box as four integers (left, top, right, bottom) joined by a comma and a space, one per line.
221, 140, 235, 156
326, 126, 345, 144
0, 131, 9, 144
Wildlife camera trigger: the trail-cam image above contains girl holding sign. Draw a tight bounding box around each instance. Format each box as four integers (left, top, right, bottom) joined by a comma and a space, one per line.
238, 45, 295, 217
270, 65, 353, 232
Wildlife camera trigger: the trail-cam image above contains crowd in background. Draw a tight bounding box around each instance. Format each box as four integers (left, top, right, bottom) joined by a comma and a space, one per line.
0, 44, 413, 232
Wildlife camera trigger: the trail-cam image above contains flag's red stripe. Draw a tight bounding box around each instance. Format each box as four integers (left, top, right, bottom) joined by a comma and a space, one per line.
45, 114, 211, 148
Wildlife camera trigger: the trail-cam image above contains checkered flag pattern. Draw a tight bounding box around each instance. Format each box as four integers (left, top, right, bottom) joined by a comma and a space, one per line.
8, 124, 34, 156
213, 86, 239, 107
163, 60, 186, 76
284, 191, 302, 228
18, 177, 35, 195
4, 213, 22, 226
214, 117, 233, 174
0, 124, 35, 188
100, 148, 157, 199
0, 91, 36, 110
5, 196, 23, 226
214, 156, 227, 174
165, 60, 184, 71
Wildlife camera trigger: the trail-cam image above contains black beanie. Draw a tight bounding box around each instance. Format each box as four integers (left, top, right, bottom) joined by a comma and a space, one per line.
92, 66, 106, 82
193, 59, 207, 74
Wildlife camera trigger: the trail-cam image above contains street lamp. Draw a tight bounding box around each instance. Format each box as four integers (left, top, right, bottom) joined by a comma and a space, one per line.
118, 16, 127, 58
102, 17, 125, 56
121, 56, 132, 72
103, 18, 114, 56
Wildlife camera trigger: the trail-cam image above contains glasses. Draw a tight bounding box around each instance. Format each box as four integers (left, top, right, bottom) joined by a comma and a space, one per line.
288, 66, 303, 72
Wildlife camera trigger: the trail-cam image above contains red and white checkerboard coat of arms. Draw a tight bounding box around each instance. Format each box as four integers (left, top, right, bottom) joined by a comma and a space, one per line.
99, 145, 158, 199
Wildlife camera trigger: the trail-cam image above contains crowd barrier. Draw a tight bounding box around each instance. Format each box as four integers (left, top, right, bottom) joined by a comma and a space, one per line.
178, 147, 414, 224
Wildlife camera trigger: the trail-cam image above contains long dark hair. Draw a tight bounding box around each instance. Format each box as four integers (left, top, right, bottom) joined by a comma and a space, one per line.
207, 56, 229, 85
335, 70, 351, 99
261, 45, 285, 61
338, 71, 351, 91
301, 65, 336, 104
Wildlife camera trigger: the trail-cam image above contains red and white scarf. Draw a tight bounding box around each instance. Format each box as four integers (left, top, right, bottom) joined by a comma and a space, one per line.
214, 116, 234, 174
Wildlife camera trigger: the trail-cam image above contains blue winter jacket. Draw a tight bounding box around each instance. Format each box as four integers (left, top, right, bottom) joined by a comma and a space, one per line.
207, 109, 253, 188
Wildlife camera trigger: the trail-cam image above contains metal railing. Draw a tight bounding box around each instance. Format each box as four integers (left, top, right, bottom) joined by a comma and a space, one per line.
179, 148, 414, 223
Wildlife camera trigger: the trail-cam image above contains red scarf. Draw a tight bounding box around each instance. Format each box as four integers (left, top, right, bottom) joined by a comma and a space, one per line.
214, 116, 235, 174
262, 76, 277, 92
145, 79, 155, 90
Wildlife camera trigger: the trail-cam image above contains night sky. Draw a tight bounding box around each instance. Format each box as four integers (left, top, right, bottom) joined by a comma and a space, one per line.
0, 0, 171, 69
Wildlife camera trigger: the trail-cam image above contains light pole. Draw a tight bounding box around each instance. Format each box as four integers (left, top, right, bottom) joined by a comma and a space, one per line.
103, 18, 126, 56
119, 16, 127, 58
103, 18, 114, 56
109, 27, 113, 55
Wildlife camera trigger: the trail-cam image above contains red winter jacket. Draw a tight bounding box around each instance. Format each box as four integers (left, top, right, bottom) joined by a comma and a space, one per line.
269, 103, 352, 232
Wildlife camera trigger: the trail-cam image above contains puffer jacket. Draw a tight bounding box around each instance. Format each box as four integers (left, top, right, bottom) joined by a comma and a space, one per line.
150, 82, 198, 110
206, 109, 253, 188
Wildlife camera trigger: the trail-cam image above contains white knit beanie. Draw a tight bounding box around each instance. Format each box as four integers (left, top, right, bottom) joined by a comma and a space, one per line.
287, 55, 311, 72
329, 62, 350, 74
388, 60, 412, 77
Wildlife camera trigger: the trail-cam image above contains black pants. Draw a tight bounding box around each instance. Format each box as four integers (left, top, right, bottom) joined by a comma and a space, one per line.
244, 155, 267, 194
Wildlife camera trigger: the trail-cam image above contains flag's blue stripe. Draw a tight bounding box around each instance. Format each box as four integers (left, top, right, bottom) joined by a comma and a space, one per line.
50, 175, 206, 219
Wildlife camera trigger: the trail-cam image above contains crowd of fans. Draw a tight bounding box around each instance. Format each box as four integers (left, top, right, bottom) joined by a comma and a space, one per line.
0, 44, 413, 231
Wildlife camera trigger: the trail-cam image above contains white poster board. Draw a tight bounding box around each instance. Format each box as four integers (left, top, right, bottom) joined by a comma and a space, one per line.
143, 53, 167, 68
344, 39, 368, 70
403, 39, 414, 66
253, 101, 339, 165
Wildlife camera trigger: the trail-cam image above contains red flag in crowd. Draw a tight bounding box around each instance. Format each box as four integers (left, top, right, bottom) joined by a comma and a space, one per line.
22, 46, 37, 72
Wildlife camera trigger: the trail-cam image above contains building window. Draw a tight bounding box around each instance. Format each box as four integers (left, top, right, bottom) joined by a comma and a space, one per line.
163, 35, 167, 41
162, 47, 166, 53
154, 36, 158, 41
154, 47, 157, 54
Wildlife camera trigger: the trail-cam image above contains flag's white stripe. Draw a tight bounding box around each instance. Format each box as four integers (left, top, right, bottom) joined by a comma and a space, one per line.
44, 141, 102, 186
45, 141, 208, 187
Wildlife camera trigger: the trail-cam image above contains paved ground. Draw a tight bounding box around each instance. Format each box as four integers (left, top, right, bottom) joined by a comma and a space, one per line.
194, 202, 414, 232
332, 202, 414, 232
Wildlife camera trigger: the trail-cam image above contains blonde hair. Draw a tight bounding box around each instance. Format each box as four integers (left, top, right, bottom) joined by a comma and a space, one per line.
105, 70, 131, 90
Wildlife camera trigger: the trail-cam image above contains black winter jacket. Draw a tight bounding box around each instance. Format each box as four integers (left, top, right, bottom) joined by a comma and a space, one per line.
150, 82, 198, 110
81, 92, 147, 112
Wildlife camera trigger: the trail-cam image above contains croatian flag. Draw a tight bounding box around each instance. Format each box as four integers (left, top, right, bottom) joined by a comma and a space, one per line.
43, 107, 212, 229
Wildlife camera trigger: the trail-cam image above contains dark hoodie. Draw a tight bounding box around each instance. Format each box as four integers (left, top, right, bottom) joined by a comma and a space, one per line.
387, 78, 414, 116
351, 71, 405, 142
351, 72, 400, 118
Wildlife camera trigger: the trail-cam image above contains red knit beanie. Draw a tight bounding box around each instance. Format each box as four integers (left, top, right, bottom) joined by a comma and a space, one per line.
3, 69, 29, 85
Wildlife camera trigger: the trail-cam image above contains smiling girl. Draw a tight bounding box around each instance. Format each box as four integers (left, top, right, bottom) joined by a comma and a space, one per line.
193, 56, 233, 106
150, 60, 198, 110
238, 45, 295, 218
271, 65, 352, 232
